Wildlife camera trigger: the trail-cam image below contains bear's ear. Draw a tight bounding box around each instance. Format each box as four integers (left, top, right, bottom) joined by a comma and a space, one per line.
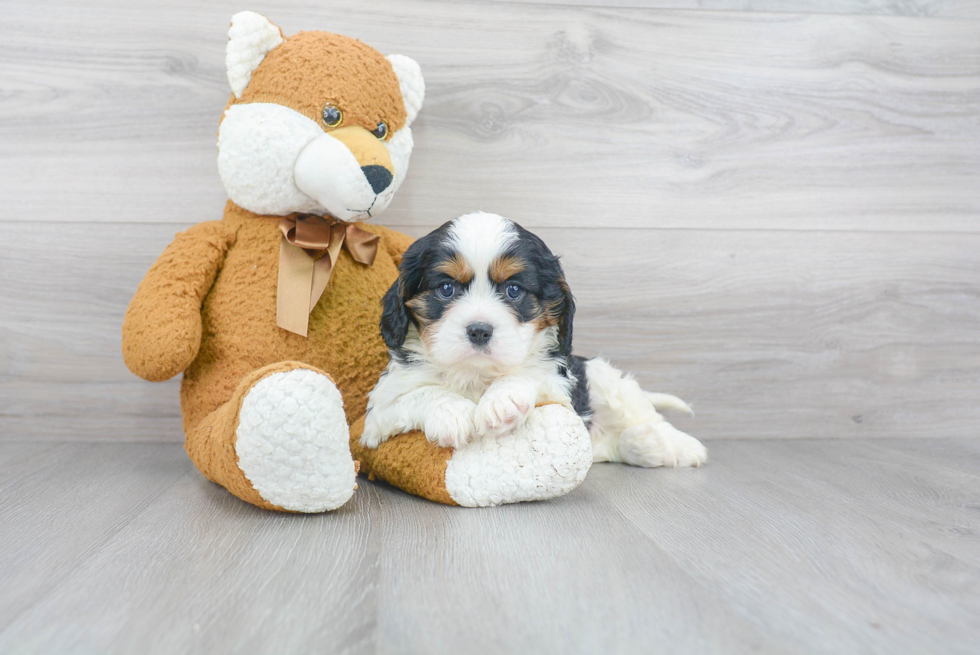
386, 54, 425, 127
226, 11, 284, 99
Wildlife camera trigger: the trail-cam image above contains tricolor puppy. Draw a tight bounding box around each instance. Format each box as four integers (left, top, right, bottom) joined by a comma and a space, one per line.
362, 212, 707, 468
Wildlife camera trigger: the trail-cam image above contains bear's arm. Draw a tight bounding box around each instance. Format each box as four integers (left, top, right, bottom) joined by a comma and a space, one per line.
121, 221, 237, 382
371, 225, 415, 267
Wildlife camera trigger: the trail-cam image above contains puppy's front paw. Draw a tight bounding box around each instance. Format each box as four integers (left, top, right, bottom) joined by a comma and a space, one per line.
474, 379, 536, 439
619, 420, 707, 468
360, 414, 386, 449
425, 397, 477, 449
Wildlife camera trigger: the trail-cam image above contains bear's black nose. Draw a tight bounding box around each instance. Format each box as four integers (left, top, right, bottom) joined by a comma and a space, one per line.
466, 322, 494, 347
361, 165, 393, 194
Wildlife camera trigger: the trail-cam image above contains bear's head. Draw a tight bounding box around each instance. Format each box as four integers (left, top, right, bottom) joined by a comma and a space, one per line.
217, 12, 424, 221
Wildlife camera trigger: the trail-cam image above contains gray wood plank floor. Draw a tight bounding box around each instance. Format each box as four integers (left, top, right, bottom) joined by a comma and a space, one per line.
1, 438, 977, 654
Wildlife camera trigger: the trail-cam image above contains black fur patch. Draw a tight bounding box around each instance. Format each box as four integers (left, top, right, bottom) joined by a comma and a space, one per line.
505, 221, 589, 422
565, 354, 592, 425
504, 222, 576, 359
380, 220, 461, 363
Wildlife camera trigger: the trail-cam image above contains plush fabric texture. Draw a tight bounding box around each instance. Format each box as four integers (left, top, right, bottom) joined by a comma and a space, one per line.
217, 103, 327, 217
234, 30, 407, 137
385, 55, 424, 126
216, 19, 421, 222
122, 16, 592, 512
350, 416, 458, 506
123, 201, 409, 512
350, 404, 592, 507
445, 404, 593, 507
236, 367, 356, 512
122, 221, 237, 382
183, 360, 330, 511
177, 202, 403, 433
226, 11, 284, 98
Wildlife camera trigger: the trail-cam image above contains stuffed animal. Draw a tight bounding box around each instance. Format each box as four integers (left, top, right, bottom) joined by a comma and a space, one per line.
121, 12, 592, 512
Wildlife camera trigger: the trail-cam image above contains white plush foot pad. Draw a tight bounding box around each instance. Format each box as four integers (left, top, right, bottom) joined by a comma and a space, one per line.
236, 369, 355, 512
445, 404, 592, 508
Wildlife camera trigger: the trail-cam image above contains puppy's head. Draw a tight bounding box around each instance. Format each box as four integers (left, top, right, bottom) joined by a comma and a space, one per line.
381, 212, 574, 370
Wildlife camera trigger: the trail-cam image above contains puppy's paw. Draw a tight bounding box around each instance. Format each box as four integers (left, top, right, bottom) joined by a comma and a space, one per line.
360, 414, 386, 449
474, 378, 536, 439
619, 420, 707, 468
425, 397, 477, 449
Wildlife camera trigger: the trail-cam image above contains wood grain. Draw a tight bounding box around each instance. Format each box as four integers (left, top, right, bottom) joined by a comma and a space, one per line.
371, 471, 791, 654
494, 0, 980, 20
0, 442, 384, 654
3, 222, 978, 442
588, 438, 980, 655
1, 1, 978, 231
0, 439, 977, 653
0, 3, 977, 443
0, 442, 190, 631
1, 1, 977, 653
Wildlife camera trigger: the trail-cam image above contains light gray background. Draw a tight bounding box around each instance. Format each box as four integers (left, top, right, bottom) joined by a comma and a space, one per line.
1, 1, 978, 653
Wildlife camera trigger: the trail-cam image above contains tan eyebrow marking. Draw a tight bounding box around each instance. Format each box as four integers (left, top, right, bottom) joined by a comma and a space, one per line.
489, 255, 525, 284
435, 254, 473, 284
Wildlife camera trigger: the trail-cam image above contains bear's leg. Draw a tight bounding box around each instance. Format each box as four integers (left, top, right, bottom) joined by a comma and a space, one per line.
350, 404, 592, 507
185, 362, 357, 512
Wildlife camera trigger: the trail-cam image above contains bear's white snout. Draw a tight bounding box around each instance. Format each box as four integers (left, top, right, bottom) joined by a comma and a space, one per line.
293, 132, 393, 222
217, 103, 409, 221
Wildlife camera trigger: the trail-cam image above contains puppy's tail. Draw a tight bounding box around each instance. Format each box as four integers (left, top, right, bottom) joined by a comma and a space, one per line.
581, 356, 694, 417
644, 392, 694, 417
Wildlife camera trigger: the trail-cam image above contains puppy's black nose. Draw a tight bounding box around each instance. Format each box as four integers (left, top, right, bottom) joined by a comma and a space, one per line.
361, 165, 393, 194
466, 322, 494, 346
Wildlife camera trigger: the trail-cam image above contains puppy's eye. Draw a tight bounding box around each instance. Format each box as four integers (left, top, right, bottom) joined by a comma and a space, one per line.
436, 282, 456, 300
505, 284, 524, 301
322, 104, 343, 128
371, 121, 388, 140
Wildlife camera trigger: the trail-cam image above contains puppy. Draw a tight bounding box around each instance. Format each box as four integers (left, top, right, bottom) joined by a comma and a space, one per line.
361, 212, 707, 468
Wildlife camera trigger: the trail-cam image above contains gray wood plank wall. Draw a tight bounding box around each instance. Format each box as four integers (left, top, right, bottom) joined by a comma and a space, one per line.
498, 0, 980, 19
1, 0, 978, 442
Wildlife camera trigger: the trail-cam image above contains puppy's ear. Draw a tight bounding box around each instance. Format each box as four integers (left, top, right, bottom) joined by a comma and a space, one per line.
380, 279, 409, 350
379, 225, 448, 350
516, 224, 576, 359
554, 277, 576, 359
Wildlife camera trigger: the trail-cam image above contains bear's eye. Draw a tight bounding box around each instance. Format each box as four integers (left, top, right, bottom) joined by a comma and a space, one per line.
322, 104, 343, 128
371, 121, 388, 140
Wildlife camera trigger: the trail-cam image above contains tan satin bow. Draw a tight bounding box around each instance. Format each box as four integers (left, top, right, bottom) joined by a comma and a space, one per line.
276, 214, 380, 337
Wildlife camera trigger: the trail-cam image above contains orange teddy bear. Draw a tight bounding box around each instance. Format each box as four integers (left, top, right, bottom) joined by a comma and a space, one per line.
122, 12, 592, 512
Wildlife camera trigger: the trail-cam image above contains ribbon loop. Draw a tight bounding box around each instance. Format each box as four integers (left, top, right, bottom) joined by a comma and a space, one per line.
276, 214, 380, 337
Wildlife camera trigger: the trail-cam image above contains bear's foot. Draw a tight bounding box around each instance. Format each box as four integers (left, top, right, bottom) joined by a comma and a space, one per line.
186, 363, 356, 512
236, 368, 356, 512
446, 404, 592, 507
351, 403, 592, 508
